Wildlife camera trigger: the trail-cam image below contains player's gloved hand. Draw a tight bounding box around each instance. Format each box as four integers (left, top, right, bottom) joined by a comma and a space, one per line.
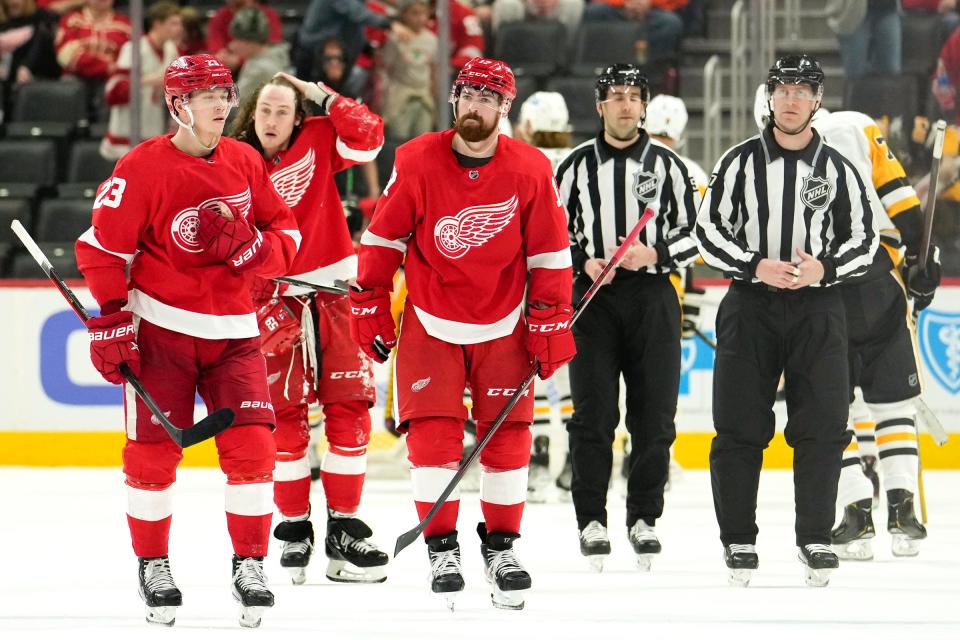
348, 285, 396, 363
249, 276, 288, 306
904, 247, 941, 312
86, 307, 140, 385
681, 284, 705, 340
305, 81, 338, 115
526, 303, 577, 380
197, 200, 271, 273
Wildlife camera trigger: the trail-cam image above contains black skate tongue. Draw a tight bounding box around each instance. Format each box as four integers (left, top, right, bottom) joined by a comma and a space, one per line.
274, 519, 314, 542
332, 517, 373, 539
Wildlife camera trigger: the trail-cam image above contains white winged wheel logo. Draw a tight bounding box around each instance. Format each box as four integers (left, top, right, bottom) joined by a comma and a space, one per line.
170, 188, 253, 253
270, 148, 315, 207
433, 195, 519, 259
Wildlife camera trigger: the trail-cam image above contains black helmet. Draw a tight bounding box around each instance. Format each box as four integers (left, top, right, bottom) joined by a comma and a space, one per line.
595, 63, 650, 103
766, 54, 825, 96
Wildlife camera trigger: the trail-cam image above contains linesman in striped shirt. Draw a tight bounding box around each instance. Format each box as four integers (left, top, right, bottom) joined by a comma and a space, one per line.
556, 63, 700, 572
695, 55, 878, 587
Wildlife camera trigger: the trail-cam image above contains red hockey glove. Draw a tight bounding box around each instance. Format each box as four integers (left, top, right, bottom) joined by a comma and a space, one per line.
249, 276, 288, 306
197, 201, 271, 273
348, 286, 396, 363
86, 310, 140, 385
526, 304, 576, 380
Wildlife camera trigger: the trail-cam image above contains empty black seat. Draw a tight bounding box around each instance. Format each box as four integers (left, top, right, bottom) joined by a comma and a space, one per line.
844, 74, 920, 120
545, 76, 599, 136
901, 13, 941, 76
9, 242, 82, 279
0, 139, 58, 198
570, 22, 644, 77
0, 198, 32, 243
494, 21, 566, 79
66, 140, 118, 184
8, 78, 88, 141
34, 198, 93, 243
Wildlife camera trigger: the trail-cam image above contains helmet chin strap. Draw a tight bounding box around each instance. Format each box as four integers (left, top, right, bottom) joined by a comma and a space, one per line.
769, 98, 819, 136
171, 101, 221, 151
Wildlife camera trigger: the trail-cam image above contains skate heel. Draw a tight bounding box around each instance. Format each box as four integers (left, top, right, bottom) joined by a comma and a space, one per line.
833, 537, 873, 561
724, 544, 758, 587
325, 516, 389, 583
891, 533, 921, 557
831, 499, 874, 561
798, 544, 839, 588
887, 489, 927, 557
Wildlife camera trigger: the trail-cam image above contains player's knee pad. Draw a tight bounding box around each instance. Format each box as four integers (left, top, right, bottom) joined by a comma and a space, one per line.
406, 416, 464, 467
218, 423, 277, 480
478, 421, 531, 470
123, 438, 182, 486
272, 403, 310, 456
323, 400, 372, 448
867, 399, 917, 425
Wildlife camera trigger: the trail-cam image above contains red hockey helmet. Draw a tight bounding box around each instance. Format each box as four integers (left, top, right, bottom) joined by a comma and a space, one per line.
451, 57, 517, 107
163, 54, 238, 117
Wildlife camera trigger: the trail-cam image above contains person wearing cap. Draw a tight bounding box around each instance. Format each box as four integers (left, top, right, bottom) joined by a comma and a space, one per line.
555, 63, 700, 573
695, 54, 878, 587
350, 56, 574, 610
229, 5, 290, 99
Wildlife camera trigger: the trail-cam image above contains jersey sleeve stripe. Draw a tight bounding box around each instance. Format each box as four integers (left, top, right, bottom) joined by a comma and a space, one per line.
527, 249, 573, 270
360, 228, 409, 253
880, 187, 920, 210
281, 229, 303, 250
876, 176, 910, 198
335, 137, 382, 163
77, 227, 135, 262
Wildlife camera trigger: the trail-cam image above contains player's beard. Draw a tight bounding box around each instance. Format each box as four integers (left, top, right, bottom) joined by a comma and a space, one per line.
456, 112, 498, 143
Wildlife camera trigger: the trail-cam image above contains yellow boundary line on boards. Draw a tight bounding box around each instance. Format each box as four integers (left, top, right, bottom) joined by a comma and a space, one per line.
2, 431, 959, 469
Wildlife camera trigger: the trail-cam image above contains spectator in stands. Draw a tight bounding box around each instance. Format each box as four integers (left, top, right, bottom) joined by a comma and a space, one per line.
177, 6, 206, 56
55, 0, 130, 82
903, 0, 960, 43
207, 0, 282, 71
583, 0, 685, 63
35, 0, 84, 15
430, 0, 485, 67
833, 0, 902, 80
933, 25, 960, 123
381, 0, 436, 141
231, 6, 290, 99
492, 0, 584, 43
0, 0, 61, 93
100, 0, 181, 160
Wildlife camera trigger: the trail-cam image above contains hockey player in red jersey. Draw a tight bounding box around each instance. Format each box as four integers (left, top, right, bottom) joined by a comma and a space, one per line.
350, 57, 575, 610
75, 54, 301, 629
229, 71, 389, 585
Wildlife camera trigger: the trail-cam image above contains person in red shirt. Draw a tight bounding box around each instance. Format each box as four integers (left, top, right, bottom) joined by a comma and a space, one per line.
54, 0, 130, 81
74, 54, 300, 629
434, 0, 485, 67
350, 57, 575, 610
229, 71, 389, 586
206, 0, 282, 70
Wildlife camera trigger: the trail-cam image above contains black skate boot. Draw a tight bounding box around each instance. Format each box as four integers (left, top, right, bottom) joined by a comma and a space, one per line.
231, 555, 274, 628
274, 518, 314, 585
627, 520, 661, 572
477, 523, 532, 611
798, 544, 839, 587
325, 516, 389, 583
887, 489, 927, 557
555, 452, 572, 494
527, 435, 552, 503
723, 544, 758, 587
579, 520, 611, 573
861, 455, 880, 508
138, 556, 182, 626
426, 531, 465, 611
831, 499, 875, 560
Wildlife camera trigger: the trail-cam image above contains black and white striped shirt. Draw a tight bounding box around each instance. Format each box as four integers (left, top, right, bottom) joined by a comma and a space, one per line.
696, 127, 878, 285
557, 132, 701, 276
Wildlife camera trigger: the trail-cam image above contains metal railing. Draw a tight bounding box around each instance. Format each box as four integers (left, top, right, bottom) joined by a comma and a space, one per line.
730, 0, 749, 142
703, 55, 723, 171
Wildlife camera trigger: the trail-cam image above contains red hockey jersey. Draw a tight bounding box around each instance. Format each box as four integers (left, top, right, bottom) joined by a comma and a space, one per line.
266, 97, 383, 294
357, 129, 573, 344
55, 7, 131, 81
76, 135, 300, 340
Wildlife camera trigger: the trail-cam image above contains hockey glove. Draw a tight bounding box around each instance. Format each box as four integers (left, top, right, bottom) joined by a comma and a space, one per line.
348, 286, 397, 363
526, 304, 577, 380
86, 309, 140, 385
197, 201, 271, 273
304, 81, 338, 115
249, 276, 288, 306
904, 247, 942, 312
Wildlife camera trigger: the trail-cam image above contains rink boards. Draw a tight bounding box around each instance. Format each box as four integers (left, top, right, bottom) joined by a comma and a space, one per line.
2, 279, 959, 468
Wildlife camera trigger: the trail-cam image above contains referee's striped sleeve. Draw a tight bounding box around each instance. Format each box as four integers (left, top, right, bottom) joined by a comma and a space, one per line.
660, 151, 701, 267
557, 154, 588, 274
823, 154, 878, 283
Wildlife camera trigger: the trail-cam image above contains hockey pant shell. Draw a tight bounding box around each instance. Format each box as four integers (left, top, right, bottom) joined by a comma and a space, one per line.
566, 274, 679, 530
710, 283, 850, 547
122, 319, 276, 558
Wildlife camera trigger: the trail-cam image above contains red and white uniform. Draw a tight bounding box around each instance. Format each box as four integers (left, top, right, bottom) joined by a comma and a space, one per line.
76, 135, 300, 559
357, 129, 572, 536
431, 2, 485, 68
55, 7, 131, 81
262, 97, 384, 518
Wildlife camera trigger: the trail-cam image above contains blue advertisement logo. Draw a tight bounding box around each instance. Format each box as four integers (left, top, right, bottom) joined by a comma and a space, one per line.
680, 332, 715, 394
919, 310, 960, 395
40, 309, 122, 405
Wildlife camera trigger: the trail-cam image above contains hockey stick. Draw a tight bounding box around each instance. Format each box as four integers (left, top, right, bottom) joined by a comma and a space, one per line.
918, 120, 946, 271
394, 208, 657, 556
914, 397, 948, 445
10, 220, 234, 448
273, 276, 349, 296
682, 320, 717, 350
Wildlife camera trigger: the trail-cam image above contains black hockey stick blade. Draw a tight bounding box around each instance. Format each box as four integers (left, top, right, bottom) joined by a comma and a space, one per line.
10, 219, 234, 448
274, 276, 349, 295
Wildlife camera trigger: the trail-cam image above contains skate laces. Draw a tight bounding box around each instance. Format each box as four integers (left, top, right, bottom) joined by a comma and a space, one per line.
580, 521, 608, 544
487, 548, 525, 578
341, 531, 379, 554
803, 544, 832, 555
283, 539, 311, 555
628, 521, 657, 542
429, 548, 462, 577
144, 558, 177, 593
729, 543, 756, 555
235, 557, 269, 592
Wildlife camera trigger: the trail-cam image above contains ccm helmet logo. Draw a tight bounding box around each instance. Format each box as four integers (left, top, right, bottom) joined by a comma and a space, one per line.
89, 324, 135, 341
240, 400, 274, 410
487, 388, 530, 397
231, 233, 263, 267
330, 371, 362, 379
530, 320, 570, 333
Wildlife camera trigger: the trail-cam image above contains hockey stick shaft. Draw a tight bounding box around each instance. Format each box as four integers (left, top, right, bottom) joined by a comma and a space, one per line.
10, 220, 234, 448
914, 397, 948, 446
394, 209, 656, 556
919, 120, 946, 274
273, 276, 349, 296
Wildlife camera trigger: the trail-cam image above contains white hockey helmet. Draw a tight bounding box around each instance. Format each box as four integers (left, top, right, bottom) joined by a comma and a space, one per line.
645, 94, 689, 141
518, 91, 571, 133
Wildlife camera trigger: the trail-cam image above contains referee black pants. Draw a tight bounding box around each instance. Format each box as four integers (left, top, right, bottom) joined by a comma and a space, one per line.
567, 273, 680, 531
711, 283, 850, 547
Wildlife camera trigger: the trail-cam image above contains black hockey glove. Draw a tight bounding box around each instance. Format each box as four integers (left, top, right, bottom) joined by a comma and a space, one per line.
904, 247, 941, 312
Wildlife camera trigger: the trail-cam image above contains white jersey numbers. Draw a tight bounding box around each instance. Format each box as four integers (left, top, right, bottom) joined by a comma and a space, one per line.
94, 177, 127, 210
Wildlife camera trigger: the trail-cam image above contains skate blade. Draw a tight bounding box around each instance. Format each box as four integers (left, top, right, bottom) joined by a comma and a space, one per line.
491, 586, 528, 610
587, 555, 608, 573
803, 567, 833, 587
635, 554, 656, 573
832, 538, 873, 561
727, 569, 752, 587
326, 559, 388, 584
891, 534, 922, 557
238, 605, 265, 628
144, 605, 177, 626
287, 566, 307, 585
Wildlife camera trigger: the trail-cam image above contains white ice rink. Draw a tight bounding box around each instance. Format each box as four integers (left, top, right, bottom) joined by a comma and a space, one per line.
2, 467, 958, 640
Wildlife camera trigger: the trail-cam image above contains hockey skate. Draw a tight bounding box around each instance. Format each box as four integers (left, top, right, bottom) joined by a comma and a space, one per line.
274, 519, 314, 585
627, 520, 661, 572
477, 523, 532, 611
579, 520, 611, 572
138, 556, 181, 626
555, 453, 572, 499
231, 555, 274, 628
527, 435, 553, 503
831, 499, 874, 560
325, 516, 389, 583
861, 455, 880, 509
426, 532, 465, 611
798, 544, 839, 587
887, 489, 927, 557
723, 544, 758, 587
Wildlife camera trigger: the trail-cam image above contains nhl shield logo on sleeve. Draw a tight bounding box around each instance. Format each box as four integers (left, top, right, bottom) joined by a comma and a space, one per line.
632, 170, 658, 204
800, 175, 832, 210
919, 310, 960, 394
